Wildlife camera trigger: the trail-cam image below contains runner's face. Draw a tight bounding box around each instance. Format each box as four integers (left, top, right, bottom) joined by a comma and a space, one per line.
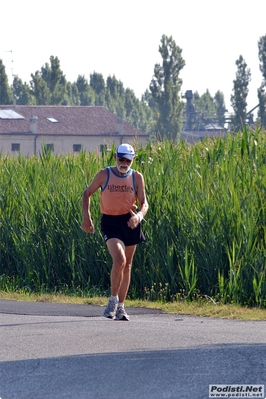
116, 157, 133, 174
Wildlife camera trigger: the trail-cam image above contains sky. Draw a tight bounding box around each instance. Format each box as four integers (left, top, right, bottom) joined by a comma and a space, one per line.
1, 0, 266, 114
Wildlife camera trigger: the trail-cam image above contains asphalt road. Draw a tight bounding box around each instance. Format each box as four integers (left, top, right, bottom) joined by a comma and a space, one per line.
0, 300, 266, 399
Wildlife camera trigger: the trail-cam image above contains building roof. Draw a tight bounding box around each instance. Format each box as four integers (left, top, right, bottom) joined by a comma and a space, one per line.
0, 105, 147, 137
203, 123, 224, 131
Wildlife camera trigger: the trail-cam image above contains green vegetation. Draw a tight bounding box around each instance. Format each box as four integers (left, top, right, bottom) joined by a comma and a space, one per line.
0, 129, 265, 308
2, 33, 266, 136
1, 291, 266, 321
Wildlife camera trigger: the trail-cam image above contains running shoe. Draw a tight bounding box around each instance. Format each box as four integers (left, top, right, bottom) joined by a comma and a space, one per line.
116, 304, 130, 321
103, 298, 118, 319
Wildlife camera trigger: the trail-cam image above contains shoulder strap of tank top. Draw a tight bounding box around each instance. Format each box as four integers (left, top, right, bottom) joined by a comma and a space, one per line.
132, 169, 137, 193
101, 167, 110, 191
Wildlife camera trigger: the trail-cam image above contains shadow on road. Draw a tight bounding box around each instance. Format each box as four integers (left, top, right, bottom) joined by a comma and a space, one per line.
1, 343, 265, 399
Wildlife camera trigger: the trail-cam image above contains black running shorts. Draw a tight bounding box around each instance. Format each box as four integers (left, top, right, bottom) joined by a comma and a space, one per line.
101, 213, 145, 246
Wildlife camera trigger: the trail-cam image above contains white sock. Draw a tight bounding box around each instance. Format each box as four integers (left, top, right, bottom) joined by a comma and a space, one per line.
118, 302, 124, 308
111, 295, 118, 302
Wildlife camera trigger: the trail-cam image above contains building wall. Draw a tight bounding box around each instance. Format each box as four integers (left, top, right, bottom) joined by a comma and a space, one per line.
0, 135, 147, 156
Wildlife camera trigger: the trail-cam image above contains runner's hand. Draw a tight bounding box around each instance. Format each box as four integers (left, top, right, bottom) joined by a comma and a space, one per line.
81, 218, 95, 233
127, 209, 140, 229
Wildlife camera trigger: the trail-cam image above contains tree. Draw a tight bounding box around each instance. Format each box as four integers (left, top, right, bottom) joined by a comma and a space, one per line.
193, 90, 216, 118
41, 56, 65, 93
142, 89, 157, 110
76, 75, 95, 105
0, 59, 12, 104
129, 91, 155, 135
258, 35, 266, 127
12, 76, 35, 105
51, 80, 69, 105
66, 82, 81, 106
105, 75, 125, 117
214, 91, 227, 127
257, 85, 266, 127
230, 55, 251, 131
190, 90, 227, 129
90, 72, 105, 95
90, 72, 106, 105
149, 35, 185, 140
41, 56, 69, 105
106, 75, 125, 99
258, 35, 266, 81
30, 71, 51, 105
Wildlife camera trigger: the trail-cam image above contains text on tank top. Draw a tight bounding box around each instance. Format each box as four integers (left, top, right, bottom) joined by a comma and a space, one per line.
100, 167, 137, 215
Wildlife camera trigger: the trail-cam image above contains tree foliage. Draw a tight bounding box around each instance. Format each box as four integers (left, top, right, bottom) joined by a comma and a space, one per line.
76, 75, 94, 106
0, 55, 154, 134
90, 72, 106, 105
183, 90, 227, 132
12, 76, 35, 105
40, 56, 68, 105
30, 71, 51, 105
230, 55, 251, 131
2, 32, 265, 137
65, 82, 80, 106
258, 35, 266, 81
214, 91, 227, 127
149, 35, 185, 140
258, 35, 266, 127
0, 59, 12, 104
191, 90, 227, 129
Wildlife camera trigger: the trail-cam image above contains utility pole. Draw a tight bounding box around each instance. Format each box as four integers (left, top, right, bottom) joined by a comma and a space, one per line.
4, 50, 17, 104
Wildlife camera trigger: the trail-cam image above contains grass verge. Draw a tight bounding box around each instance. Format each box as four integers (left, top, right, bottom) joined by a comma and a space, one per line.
0, 291, 266, 321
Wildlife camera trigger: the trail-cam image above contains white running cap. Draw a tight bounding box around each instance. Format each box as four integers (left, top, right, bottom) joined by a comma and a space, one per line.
116, 143, 135, 160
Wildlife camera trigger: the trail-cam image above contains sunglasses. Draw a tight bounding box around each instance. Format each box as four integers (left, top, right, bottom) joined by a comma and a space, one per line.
118, 157, 132, 164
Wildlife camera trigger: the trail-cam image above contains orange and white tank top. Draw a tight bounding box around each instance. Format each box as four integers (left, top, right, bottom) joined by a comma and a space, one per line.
100, 167, 137, 215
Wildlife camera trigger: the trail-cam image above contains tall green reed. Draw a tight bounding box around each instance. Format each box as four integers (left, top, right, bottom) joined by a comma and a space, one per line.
0, 128, 265, 306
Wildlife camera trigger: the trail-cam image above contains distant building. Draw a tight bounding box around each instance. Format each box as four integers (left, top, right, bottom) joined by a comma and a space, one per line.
181, 127, 226, 143
0, 105, 148, 155
181, 90, 227, 143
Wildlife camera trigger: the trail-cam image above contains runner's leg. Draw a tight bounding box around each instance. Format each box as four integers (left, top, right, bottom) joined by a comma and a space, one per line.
106, 238, 126, 296
117, 245, 136, 303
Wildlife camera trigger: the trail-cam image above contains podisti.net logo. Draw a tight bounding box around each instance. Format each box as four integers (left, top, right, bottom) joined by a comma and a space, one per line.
209, 384, 264, 398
